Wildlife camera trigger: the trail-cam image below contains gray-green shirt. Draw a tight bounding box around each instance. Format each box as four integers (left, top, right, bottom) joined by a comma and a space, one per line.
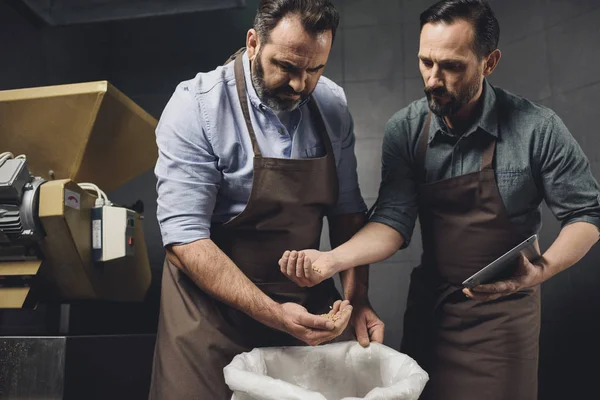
370, 80, 600, 248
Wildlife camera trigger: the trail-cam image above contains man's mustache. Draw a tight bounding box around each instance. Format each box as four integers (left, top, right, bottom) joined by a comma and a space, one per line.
424, 86, 448, 97
277, 86, 303, 96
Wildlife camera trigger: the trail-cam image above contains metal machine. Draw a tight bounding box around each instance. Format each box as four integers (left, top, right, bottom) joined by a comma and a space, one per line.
0, 81, 159, 399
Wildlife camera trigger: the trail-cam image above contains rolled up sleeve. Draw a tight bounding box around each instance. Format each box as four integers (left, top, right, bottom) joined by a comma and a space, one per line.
155, 84, 221, 246
369, 116, 419, 247
537, 113, 600, 230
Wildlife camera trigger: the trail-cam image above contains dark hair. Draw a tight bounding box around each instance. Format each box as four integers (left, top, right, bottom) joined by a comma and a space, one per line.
254, 0, 340, 43
420, 0, 500, 59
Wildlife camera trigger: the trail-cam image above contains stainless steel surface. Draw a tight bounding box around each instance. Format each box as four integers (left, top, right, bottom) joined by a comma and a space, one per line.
0, 336, 66, 400
0, 334, 156, 400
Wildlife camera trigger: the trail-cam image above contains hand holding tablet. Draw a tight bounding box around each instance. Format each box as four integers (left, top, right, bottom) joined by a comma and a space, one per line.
462, 234, 541, 289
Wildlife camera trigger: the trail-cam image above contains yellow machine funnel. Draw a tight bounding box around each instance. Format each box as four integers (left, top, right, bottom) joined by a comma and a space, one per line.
0, 81, 158, 192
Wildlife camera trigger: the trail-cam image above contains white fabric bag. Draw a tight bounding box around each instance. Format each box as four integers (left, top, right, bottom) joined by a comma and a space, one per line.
224, 341, 429, 400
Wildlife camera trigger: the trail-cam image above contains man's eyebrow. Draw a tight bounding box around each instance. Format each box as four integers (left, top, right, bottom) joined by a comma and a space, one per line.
273, 58, 325, 71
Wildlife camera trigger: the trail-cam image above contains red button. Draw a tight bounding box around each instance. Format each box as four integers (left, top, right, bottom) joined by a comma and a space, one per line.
128, 237, 134, 246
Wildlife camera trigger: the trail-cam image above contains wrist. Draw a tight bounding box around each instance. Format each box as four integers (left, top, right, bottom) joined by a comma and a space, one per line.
343, 281, 369, 302
347, 292, 370, 306
253, 299, 284, 331
535, 255, 555, 283
328, 249, 351, 274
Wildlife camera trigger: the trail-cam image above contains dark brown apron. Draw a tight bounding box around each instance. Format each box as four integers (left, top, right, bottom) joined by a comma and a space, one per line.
401, 114, 541, 400
149, 51, 346, 400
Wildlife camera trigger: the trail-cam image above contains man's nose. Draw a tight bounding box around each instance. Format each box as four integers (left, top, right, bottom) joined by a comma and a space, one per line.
289, 71, 307, 93
427, 66, 443, 89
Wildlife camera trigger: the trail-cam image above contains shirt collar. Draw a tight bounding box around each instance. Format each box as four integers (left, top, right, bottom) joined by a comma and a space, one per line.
428, 79, 499, 143
242, 50, 310, 113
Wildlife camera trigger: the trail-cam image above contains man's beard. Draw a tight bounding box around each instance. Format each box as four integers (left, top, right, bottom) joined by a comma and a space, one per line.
251, 50, 307, 112
424, 78, 480, 117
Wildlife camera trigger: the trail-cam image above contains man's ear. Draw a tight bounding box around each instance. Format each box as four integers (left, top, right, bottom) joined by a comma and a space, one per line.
483, 49, 501, 76
246, 29, 260, 60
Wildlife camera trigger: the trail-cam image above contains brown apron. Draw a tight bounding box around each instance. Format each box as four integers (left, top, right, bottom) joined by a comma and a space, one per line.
401, 114, 541, 400
149, 51, 346, 400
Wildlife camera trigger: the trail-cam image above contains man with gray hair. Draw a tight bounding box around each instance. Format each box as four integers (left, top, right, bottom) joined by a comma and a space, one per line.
149, 1, 384, 398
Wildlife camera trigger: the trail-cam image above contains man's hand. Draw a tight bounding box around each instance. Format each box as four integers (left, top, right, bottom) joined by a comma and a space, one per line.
276, 300, 353, 346
351, 299, 385, 347
463, 253, 546, 301
278, 249, 338, 287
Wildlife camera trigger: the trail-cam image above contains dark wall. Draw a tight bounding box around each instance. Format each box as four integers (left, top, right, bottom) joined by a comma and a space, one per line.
2, 1, 599, 398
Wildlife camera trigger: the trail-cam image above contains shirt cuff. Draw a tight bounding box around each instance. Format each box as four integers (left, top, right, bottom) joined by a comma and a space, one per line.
369, 214, 413, 249
160, 224, 211, 247
562, 215, 600, 232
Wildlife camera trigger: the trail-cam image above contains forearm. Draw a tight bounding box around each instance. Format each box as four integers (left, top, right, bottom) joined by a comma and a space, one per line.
328, 213, 369, 302
539, 221, 600, 281
330, 221, 404, 273
167, 239, 281, 329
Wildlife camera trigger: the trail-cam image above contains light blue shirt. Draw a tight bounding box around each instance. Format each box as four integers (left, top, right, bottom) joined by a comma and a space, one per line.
155, 52, 367, 246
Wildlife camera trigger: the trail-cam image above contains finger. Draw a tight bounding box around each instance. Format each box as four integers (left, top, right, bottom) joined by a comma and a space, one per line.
518, 253, 529, 266
355, 318, 370, 347
370, 324, 385, 344
473, 279, 519, 294
334, 304, 353, 329
296, 252, 305, 278
279, 251, 290, 274
303, 253, 314, 283
330, 300, 342, 315
466, 290, 504, 302
286, 251, 298, 277
297, 312, 335, 331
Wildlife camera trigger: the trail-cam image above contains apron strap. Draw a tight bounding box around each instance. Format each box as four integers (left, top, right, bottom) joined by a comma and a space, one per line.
234, 51, 263, 157
232, 49, 337, 163
306, 96, 339, 206
415, 112, 432, 182
306, 97, 335, 161
416, 112, 498, 176
224, 47, 246, 65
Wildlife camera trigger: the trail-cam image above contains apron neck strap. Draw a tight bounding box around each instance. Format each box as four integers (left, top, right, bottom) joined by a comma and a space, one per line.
415, 112, 497, 179
234, 51, 262, 157
233, 49, 335, 160
415, 112, 432, 182
306, 97, 335, 156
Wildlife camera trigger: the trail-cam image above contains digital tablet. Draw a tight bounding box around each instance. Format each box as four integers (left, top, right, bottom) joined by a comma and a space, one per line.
462, 234, 540, 289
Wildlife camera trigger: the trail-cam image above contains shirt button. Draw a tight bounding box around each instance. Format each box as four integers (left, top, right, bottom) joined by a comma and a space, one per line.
259, 104, 267, 112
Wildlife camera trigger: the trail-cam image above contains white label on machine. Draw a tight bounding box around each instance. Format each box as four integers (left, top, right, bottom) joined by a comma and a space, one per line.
65, 189, 81, 210
92, 219, 102, 249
